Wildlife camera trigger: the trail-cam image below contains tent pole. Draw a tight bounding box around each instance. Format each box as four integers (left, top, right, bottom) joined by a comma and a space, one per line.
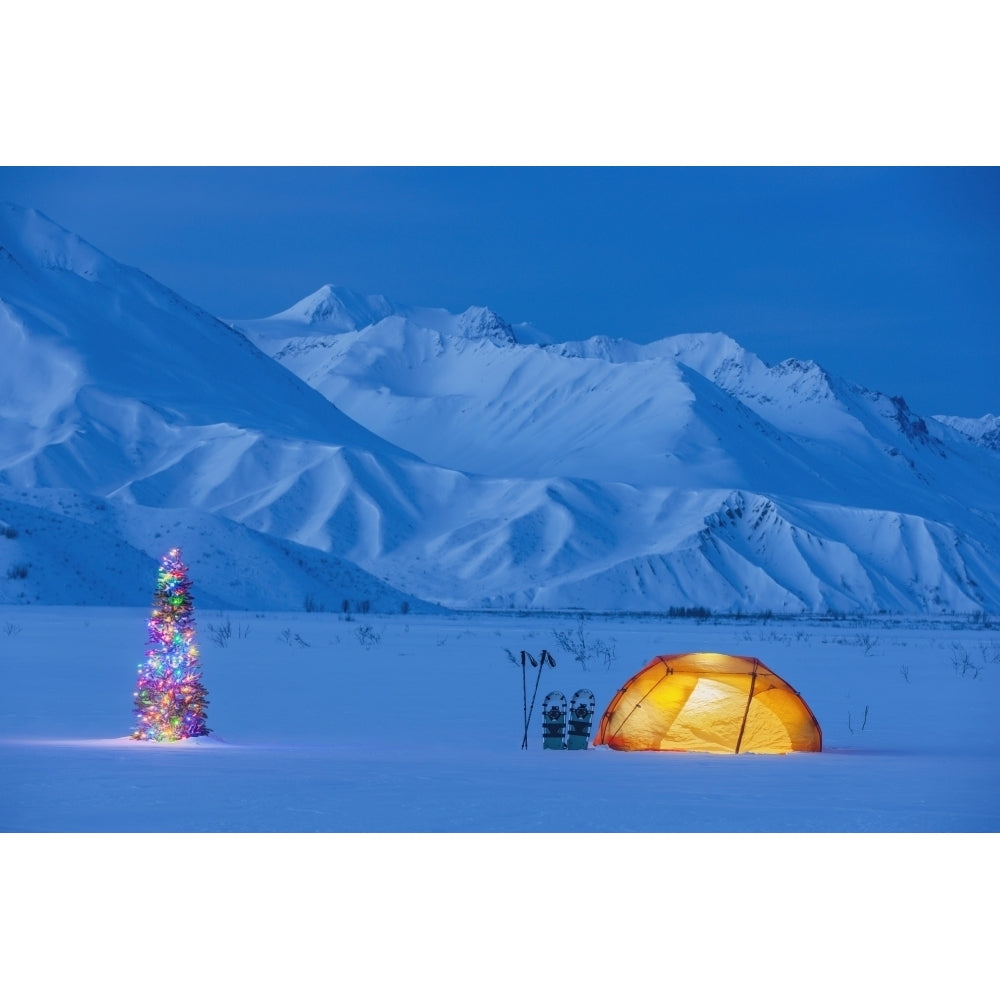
734, 658, 759, 754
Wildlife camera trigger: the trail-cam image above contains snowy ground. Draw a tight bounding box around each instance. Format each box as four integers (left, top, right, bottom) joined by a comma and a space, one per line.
3, 606, 997, 992
3, 606, 997, 833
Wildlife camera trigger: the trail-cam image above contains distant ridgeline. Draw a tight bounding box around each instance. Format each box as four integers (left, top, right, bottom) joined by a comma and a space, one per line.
2, 202, 999, 614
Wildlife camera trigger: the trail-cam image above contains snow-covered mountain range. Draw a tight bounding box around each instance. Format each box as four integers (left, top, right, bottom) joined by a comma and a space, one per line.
2, 202, 998, 613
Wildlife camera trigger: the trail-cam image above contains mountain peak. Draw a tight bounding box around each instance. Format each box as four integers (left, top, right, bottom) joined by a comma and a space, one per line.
1, 202, 110, 283
454, 306, 518, 345
270, 284, 397, 331
934, 412, 1000, 450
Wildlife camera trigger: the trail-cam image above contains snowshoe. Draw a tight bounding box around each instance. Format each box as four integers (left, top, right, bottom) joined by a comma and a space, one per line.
541, 690, 568, 749
566, 688, 596, 749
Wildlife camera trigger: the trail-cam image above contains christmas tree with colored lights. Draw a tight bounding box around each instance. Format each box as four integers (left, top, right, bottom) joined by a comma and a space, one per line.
131, 548, 210, 741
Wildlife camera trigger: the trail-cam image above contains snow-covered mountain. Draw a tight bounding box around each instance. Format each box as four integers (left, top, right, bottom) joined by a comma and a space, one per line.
2, 202, 999, 614
236, 295, 996, 519
934, 412, 1000, 451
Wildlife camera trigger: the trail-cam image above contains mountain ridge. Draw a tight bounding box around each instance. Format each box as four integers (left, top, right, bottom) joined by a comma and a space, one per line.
2, 203, 998, 614
235, 288, 997, 517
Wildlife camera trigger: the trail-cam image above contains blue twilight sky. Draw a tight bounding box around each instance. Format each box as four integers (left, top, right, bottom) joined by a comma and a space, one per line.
1, 166, 997, 418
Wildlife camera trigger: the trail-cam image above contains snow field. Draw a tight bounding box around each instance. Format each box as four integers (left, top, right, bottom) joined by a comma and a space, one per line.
2, 606, 996, 997
2, 606, 996, 834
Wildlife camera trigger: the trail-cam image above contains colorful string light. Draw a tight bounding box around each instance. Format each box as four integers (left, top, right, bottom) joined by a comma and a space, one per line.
131, 548, 211, 741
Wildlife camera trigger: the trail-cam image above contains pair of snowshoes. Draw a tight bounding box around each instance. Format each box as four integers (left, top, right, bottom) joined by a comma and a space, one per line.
542, 689, 596, 749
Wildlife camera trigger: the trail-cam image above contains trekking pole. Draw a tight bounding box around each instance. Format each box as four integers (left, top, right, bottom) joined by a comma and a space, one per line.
521, 650, 556, 748
520, 651, 529, 748
520, 651, 538, 748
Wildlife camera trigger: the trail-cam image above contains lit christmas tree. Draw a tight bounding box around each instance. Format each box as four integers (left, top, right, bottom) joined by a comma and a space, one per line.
131, 547, 210, 741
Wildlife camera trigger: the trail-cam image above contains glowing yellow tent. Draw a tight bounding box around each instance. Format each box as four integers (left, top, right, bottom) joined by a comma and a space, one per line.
594, 652, 822, 754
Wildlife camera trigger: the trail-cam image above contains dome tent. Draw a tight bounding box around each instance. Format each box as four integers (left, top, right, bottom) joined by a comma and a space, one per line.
594, 652, 822, 754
